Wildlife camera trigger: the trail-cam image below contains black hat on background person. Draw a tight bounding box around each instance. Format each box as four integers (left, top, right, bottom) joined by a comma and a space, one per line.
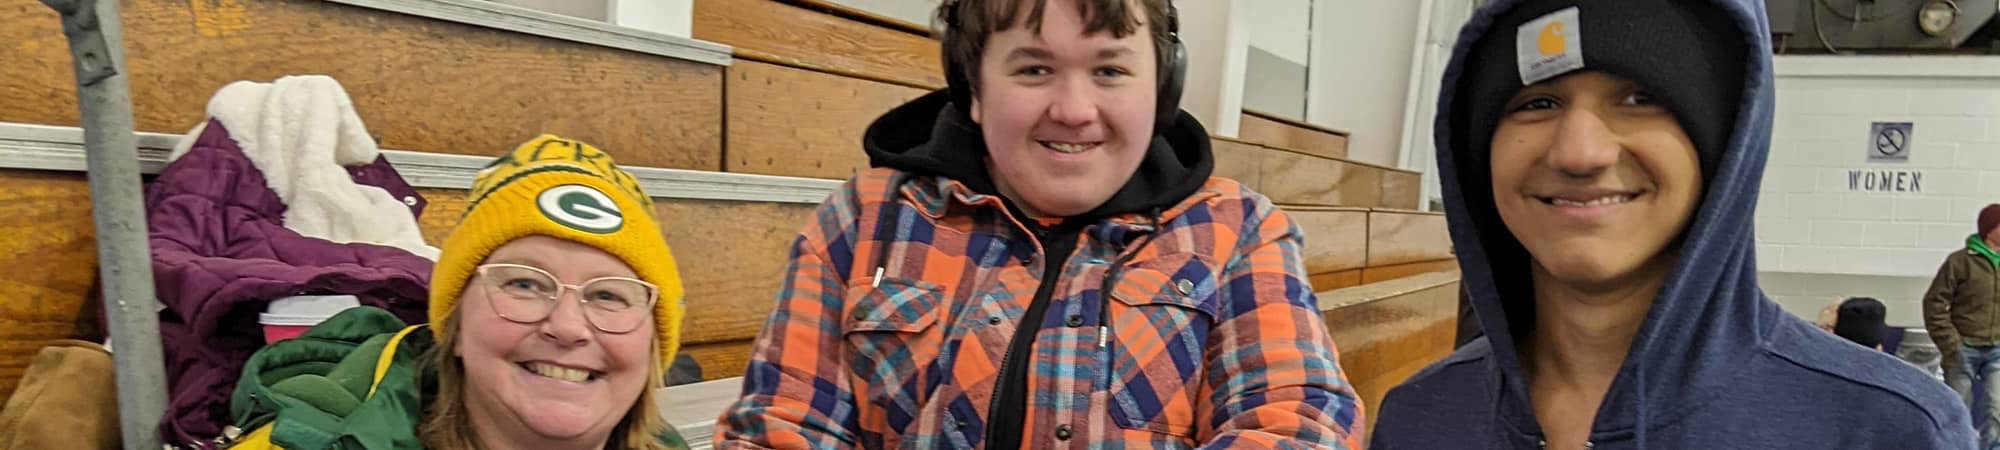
1834, 297, 1888, 350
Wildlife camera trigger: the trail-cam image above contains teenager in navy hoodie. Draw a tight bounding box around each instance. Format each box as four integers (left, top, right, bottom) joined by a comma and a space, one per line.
1370, 1, 1975, 448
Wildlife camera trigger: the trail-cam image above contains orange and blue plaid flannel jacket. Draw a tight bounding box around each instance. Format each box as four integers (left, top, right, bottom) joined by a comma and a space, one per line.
717, 168, 1362, 449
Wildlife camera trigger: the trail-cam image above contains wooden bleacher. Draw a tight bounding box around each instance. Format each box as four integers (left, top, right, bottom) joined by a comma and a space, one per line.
1320, 271, 1461, 436
694, 0, 942, 90
1239, 109, 1350, 160
0, 0, 1462, 440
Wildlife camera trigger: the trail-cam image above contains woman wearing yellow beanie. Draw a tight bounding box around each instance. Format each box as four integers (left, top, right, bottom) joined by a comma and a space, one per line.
221, 135, 687, 450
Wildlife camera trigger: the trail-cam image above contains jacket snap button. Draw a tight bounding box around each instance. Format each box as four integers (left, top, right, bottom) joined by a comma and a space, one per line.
988, 315, 1003, 325
852, 310, 869, 321
955, 418, 968, 429
1175, 279, 1195, 295
402, 196, 419, 206
1065, 315, 1083, 327
1054, 424, 1072, 440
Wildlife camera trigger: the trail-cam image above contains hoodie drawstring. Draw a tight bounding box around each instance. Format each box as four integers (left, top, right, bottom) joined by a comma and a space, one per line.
1634, 363, 1648, 450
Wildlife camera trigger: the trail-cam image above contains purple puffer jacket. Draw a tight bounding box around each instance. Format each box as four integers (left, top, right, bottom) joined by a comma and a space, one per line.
143, 119, 433, 448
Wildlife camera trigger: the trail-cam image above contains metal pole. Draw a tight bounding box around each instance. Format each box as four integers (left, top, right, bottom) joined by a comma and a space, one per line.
40, 0, 167, 449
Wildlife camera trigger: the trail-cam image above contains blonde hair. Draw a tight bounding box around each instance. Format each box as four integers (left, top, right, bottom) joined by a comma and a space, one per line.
419, 307, 669, 450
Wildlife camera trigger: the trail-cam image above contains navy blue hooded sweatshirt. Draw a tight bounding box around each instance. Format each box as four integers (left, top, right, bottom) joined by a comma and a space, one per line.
1369, 0, 1975, 448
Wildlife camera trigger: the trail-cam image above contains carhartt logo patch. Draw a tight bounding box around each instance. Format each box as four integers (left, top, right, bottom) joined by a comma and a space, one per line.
537, 184, 623, 234
1517, 7, 1584, 85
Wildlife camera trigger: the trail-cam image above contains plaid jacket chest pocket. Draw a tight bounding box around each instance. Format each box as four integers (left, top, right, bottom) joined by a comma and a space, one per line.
841, 277, 947, 437
1104, 252, 1221, 437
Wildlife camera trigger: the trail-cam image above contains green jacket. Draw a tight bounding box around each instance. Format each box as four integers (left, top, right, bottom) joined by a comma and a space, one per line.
1924, 236, 2000, 374
225, 307, 689, 450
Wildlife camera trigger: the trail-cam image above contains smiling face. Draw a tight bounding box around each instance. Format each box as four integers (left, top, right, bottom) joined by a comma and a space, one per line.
970, 0, 1158, 218
455, 235, 655, 448
1489, 71, 1703, 294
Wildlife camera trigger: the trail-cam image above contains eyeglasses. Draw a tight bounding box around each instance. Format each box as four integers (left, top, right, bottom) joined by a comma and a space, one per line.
474, 264, 658, 334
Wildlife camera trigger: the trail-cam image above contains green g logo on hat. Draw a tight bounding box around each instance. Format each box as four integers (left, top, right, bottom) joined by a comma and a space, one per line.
538, 184, 624, 234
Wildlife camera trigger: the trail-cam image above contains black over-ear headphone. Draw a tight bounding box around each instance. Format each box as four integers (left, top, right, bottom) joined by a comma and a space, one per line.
940, 0, 1188, 133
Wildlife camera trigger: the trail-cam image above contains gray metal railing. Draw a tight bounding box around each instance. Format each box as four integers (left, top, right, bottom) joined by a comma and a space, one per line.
38, 0, 167, 449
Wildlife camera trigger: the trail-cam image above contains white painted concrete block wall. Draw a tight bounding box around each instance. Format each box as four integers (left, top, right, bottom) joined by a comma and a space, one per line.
1248, 0, 1313, 64
1758, 56, 2000, 327
1307, 0, 1423, 167
1401, 0, 1478, 211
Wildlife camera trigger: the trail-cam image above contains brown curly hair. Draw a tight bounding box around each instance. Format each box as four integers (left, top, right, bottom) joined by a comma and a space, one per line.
936, 0, 1173, 94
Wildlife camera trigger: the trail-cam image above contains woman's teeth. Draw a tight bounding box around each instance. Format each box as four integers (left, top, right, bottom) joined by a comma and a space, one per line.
1040, 141, 1097, 154
523, 362, 594, 382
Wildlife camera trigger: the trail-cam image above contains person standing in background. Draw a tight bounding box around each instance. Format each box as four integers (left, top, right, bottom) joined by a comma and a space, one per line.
1818, 300, 1841, 333
1926, 203, 2000, 448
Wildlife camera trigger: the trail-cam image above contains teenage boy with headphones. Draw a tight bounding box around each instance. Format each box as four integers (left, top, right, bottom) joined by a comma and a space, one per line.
717, 0, 1363, 448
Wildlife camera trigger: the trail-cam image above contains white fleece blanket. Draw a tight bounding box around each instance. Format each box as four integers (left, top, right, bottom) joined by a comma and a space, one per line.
168, 75, 441, 260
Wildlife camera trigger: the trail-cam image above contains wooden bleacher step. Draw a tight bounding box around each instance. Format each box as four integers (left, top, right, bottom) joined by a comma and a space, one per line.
1212, 138, 1423, 210
693, 0, 943, 90
1, 0, 730, 171
1239, 109, 1350, 160
1317, 270, 1462, 437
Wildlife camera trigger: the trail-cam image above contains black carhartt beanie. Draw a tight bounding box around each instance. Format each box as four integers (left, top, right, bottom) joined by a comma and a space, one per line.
1457, 0, 1747, 180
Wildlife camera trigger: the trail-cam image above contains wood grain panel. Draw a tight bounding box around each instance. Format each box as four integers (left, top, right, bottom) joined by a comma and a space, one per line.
1288, 207, 1369, 276
1239, 110, 1348, 160
725, 61, 925, 179
792, 0, 933, 35
1260, 151, 1382, 208
679, 340, 755, 381
0, 171, 102, 404
1308, 270, 1362, 293
1361, 259, 1459, 285
1319, 277, 1459, 435
1366, 211, 1452, 266
655, 200, 816, 346
416, 188, 469, 247
1210, 138, 1265, 191
0, 0, 723, 171
1353, 317, 1455, 436
695, 0, 945, 89
1378, 170, 1421, 210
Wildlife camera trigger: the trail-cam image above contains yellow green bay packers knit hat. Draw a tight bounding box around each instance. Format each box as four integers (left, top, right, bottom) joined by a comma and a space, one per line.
429, 135, 684, 374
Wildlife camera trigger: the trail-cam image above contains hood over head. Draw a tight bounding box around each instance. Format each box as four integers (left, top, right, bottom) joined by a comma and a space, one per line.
862, 90, 1214, 220
1434, 0, 1776, 436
